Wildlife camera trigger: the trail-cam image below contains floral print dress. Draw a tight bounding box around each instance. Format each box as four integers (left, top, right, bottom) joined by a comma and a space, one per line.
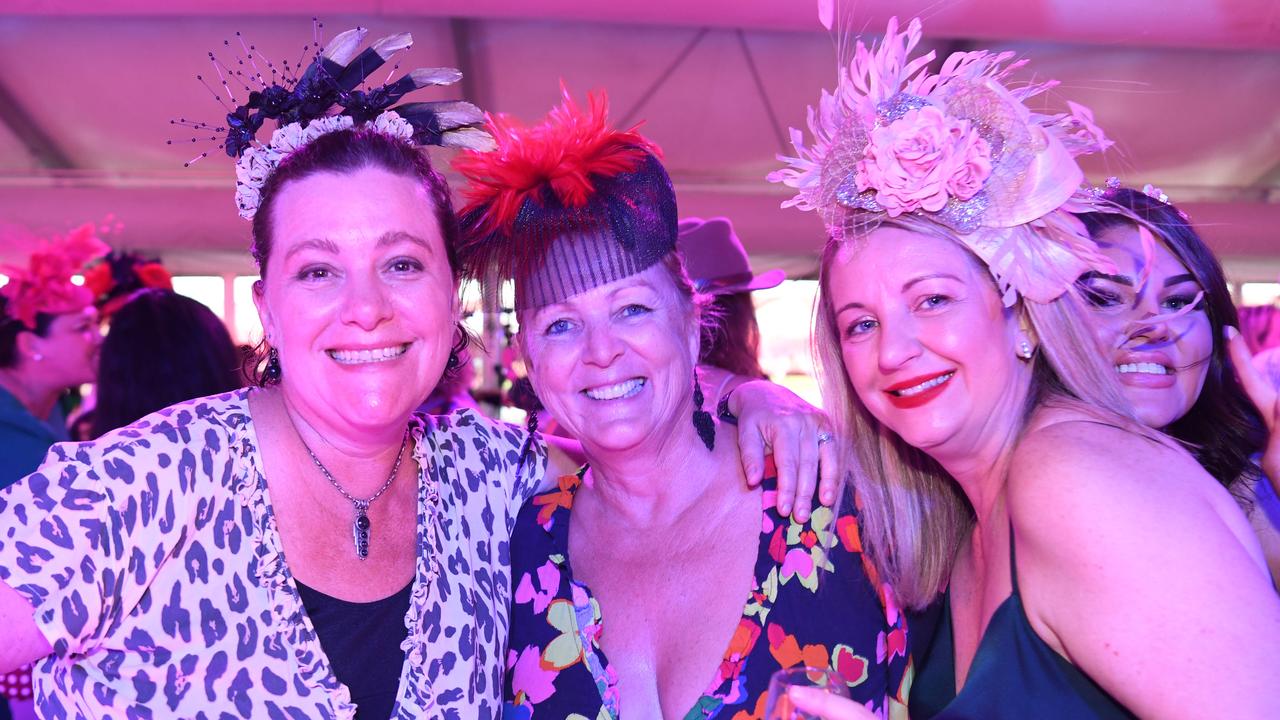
502, 461, 911, 719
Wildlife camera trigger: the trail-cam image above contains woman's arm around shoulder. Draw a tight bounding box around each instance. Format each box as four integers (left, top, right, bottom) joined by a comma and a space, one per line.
1007, 419, 1280, 720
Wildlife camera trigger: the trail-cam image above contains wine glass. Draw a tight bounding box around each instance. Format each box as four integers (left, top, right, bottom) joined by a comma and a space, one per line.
763, 666, 851, 719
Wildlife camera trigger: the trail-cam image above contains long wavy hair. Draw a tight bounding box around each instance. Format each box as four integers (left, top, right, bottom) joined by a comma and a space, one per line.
1078, 188, 1267, 498
814, 213, 1162, 609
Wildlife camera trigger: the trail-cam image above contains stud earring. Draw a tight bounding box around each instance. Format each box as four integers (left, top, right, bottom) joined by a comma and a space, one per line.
1017, 339, 1034, 360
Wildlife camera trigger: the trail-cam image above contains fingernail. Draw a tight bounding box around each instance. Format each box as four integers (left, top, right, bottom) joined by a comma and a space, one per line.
822, 489, 834, 504
779, 501, 791, 515
1225, 325, 1239, 340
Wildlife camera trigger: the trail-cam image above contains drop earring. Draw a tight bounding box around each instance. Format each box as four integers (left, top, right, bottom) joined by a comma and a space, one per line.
265, 346, 282, 382
692, 379, 716, 451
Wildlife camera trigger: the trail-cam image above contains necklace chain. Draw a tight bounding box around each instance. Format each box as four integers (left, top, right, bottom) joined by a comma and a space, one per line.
285, 404, 410, 559
298, 428, 408, 508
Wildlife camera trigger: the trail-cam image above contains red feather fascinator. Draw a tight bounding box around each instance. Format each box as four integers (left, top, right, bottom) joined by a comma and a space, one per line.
455, 87, 658, 236
454, 87, 677, 309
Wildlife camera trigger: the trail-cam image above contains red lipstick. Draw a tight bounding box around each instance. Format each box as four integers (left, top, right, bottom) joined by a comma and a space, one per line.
883, 370, 955, 409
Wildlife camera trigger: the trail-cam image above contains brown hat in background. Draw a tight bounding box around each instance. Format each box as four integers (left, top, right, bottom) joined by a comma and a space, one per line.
676, 216, 785, 295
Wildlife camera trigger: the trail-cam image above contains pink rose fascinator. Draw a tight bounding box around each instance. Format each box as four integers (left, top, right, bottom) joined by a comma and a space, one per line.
769, 16, 1118, 306
1, 224, 110, 329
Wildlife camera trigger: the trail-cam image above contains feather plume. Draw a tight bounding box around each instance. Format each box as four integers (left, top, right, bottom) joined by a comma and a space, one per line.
453, 86, 661, 287
408, 67, 464, 87
371, 32, 413, 60
454, 87, 657, 236
322, 27, 368, 65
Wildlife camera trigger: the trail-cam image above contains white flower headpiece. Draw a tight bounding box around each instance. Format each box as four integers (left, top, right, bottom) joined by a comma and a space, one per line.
234, 112, 418, 219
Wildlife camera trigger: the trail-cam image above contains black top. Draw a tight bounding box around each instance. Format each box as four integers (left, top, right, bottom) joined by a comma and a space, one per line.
296, 578, 413, 719
911, 528, 1136, 719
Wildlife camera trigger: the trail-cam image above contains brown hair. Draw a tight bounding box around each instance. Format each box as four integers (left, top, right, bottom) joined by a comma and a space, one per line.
699, 291, 766, 379
243, 127, 470, 386
250, 127, 461, 280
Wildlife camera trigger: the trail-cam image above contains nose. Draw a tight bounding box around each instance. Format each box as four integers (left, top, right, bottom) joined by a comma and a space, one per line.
876, 316, 922, 373
1126, 298, 1174, 347
582, 321, 624, 368
1122, 282, 1174, 346
338, 270, 394, 330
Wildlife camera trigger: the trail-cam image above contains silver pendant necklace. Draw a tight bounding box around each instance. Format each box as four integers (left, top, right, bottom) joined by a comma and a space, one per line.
294, 424, 410, 560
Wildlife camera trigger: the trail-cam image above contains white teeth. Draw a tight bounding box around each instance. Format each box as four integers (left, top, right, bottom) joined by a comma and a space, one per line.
894, 372, 954, 397
1115, 362, 1169, 376
584, 378, 645, 401
327, 344, 409, 365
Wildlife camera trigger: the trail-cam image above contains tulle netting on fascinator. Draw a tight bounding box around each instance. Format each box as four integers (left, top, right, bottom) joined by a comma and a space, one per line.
769, 14, 1123, 306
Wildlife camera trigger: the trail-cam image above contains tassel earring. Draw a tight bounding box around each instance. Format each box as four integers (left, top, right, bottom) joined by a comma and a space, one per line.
692, 379, 716, 451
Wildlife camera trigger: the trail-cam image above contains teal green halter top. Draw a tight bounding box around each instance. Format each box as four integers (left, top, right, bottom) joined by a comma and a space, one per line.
911, 529, 1136, 719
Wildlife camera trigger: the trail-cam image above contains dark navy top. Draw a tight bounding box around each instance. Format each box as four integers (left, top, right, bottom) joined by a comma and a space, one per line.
296, 579, 413, 720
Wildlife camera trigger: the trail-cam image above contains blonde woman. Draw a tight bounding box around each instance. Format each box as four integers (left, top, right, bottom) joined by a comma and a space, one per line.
772, 17, 1280, 720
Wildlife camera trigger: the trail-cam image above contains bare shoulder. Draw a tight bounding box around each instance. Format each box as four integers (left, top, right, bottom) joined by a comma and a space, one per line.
1005, 407, 1259, 567
1009, 409, 1206, 514
1001, 412, 1280, 717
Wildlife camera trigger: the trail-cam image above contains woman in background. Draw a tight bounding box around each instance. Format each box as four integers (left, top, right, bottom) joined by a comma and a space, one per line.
90, 288, 242, 437
0, 225, 106, 489
1076, 183, 1280, 585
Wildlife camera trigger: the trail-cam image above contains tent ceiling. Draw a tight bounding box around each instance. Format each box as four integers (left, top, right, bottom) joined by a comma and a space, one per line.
1, 1, 1278, 279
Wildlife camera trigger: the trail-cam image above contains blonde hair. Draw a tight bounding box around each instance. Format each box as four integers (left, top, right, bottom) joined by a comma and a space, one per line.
814, 213, 1161, 609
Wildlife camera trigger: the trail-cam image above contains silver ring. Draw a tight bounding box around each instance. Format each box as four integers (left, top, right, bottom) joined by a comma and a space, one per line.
816, 431, 834, 445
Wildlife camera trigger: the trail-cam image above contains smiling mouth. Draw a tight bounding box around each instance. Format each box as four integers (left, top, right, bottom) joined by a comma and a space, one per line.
326, 343, 411, 365
1115, 362, 1171, 376
889, 372, 955, 397
583, 378, 646, 401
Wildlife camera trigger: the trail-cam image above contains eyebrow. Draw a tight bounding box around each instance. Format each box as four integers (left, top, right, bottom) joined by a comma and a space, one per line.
283, 238, 341, 263
1163, 273, 1197, 288
377, 230, 434, 255
1078, 270, 1134, 287
283, 231, 433, 263
1078, 271, 1200, 290
833, 272, 963, 314
903, 272, 962, 291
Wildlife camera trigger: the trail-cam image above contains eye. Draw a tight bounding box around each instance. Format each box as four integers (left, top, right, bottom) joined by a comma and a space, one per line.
1078, 284, 1122, 308
296, 265, 332, 282
1162, 293, 1202, 312
619, 303, 652, 318
388, 257, 424, 274
544, 318, 573, 336
844, 317, 878, 339
917, 294, 951, 311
